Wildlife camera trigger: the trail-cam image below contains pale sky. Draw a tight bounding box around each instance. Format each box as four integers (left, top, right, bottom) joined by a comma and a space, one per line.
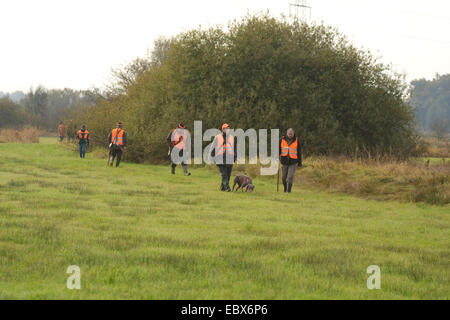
0, 0, 449, 92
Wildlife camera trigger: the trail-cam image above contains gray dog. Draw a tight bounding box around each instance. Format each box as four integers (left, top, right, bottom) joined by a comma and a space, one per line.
232, 174, 255, 192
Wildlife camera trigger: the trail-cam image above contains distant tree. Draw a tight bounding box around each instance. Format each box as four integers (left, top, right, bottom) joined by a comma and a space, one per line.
411, 74, 450, 132
24, 86, 48, 117
431, 118, 449, 141
150, 37, 171, 66
0, 97, 29, 128
107, 57, 152, 96
23, 86, 48, 128
10, 91, 26, 103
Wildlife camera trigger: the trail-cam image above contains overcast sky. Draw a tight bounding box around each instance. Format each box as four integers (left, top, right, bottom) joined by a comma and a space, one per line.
1, 0, 449, 92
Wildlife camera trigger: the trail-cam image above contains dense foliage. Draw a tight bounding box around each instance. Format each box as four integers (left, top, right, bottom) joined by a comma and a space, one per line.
70, 15, 418, 162
0, 97, 30, 129
411, 74, 450, 135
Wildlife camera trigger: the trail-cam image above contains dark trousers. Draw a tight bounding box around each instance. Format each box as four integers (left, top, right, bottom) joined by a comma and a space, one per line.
79, 143, 87, 158
172, 162, 188, 173
171, 148, 189, 174
110, 145, 123, 167
282, 164, 297, 185
218, 164, 233, 190
59, 135, 65, 142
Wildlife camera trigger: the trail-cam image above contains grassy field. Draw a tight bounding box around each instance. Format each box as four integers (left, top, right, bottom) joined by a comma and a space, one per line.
0, 137, 448, 299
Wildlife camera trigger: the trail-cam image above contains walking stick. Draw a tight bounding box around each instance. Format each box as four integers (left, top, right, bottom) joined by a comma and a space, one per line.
277, 159, 280, 192
107, 144, 112, 166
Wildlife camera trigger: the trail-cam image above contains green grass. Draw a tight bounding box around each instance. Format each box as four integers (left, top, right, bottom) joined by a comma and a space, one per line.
0, 139, 448, 299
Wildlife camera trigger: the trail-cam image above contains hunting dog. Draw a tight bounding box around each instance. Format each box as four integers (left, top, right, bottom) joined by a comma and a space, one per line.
232, 174, 255, 192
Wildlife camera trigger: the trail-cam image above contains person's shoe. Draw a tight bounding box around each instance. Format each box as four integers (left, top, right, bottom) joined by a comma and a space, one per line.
185, 172, 191, 176
283, 183, 287, 193
226, 185, 231, 192
220, 184, 225, 191
287, 183, 293, 193
171, 166, 175, 174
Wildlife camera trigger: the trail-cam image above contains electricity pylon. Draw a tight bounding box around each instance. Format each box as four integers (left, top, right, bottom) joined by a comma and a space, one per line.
289, 0, 312, 21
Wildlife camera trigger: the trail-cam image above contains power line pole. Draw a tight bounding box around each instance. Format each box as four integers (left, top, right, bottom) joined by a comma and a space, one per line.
289, 0, 312, 21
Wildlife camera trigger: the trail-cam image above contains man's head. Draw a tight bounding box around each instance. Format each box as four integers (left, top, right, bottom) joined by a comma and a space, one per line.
178, 122, 185, 129
222, 123, 230, 134
117, 122, 123, 129
59, 121, 63, 125
287, 128, 295, 139
81, 124, 86, 131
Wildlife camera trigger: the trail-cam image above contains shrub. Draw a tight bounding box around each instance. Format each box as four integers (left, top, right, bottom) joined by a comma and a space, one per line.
70, 14, 419, 163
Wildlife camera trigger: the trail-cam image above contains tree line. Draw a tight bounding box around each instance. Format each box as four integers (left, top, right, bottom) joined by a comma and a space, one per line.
0, 87, 98, 130
410, 73, 450, 138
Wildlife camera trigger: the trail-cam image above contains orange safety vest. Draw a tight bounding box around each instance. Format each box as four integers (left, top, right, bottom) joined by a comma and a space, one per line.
215, 134, 234, 157
280, 137, 298, 159
58, 124, 66, 135
111, 128, 124, 146
172, 128, 187, 150
77, 130, 89, 140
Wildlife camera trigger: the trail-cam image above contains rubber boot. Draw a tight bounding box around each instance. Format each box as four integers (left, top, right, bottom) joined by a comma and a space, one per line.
287, 183, 293, 193
283, 183, 287, 193
182, 164, 191, 176
171, 165, 175, 174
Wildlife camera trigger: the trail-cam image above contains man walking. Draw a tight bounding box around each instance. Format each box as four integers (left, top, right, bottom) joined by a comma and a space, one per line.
210, 123, 237, 192
108, 122, 127, 167
279, 128, 302, 193
77, 125, 89, 159
167, 122, 191, 176
58, 121, 66, 142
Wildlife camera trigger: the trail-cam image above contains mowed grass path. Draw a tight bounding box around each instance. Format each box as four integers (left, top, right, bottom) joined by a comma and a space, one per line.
0, 138, 448, 299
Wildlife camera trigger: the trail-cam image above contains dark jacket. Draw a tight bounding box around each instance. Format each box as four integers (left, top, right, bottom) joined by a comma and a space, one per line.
166, 129, 186, 148
108, 128, 127, 147
210, 132, 237, 166
167, 130, 174, 148
279, 135, 302, 166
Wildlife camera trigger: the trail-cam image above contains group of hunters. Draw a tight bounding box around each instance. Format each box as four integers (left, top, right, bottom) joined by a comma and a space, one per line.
57, 121, 302, 193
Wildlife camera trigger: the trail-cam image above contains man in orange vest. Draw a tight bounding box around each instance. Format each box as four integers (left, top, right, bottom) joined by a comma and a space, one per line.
77, 125, 89, 158
167, 122, 191, 176
279, 128, 302, 193
58, 121, 66, 142
108, 122, 127, 167
210, 123, 237, 192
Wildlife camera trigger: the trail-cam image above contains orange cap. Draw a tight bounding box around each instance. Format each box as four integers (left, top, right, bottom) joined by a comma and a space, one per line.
222, 123, 230, 130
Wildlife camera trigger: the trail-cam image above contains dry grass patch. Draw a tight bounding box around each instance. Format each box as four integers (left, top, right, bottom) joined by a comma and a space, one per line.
297, 156, 450, 205
0, 128, 41, 143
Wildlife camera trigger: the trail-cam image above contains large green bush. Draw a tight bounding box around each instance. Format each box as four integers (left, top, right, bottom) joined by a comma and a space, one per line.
70, 14, 418, 163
